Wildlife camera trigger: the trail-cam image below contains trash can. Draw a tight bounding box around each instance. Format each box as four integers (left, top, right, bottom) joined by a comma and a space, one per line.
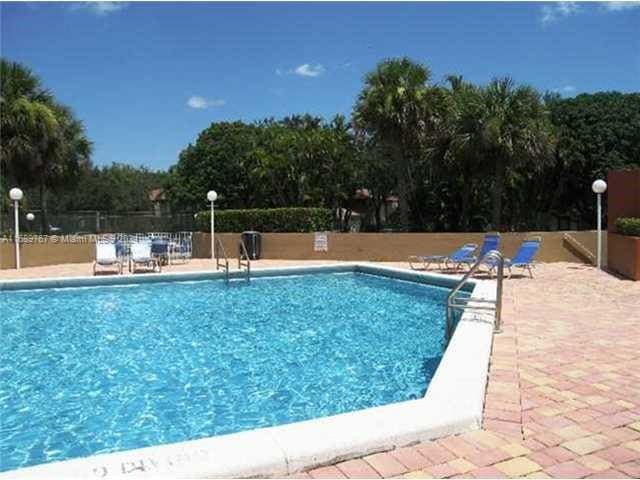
241, 231, 261, 260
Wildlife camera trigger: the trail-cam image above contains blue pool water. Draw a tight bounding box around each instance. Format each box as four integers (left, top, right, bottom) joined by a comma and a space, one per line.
0, 272, 458, 472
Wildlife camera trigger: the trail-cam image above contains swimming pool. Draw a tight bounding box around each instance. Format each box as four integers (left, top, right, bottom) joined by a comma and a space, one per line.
0, 264, 493, 478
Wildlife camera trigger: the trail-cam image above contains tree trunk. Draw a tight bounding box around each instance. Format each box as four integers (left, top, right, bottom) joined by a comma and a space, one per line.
491, 155, 505, 230
374, 197, 382, 232
39, 181, 49, 234
460, 180, 471, 232
396, 175, 410, 231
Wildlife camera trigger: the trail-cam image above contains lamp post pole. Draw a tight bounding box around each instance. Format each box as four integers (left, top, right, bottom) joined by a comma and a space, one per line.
9, 188, 24, 269
207, 190, 218, 263
591, 179, 607, 270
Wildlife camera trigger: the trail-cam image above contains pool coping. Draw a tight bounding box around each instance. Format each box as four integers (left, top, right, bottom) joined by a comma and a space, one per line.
0, 263, 496, 479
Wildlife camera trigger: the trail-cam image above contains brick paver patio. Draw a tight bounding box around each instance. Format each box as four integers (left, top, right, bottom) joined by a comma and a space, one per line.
299, 263, 640, 479
1, 260, 639, 478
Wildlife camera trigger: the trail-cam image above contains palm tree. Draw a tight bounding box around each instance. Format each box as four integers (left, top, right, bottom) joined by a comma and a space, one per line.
439, 75, 486, 231
353, 58, 432, 231
1, 60, 59, 187
479, 78, 554, 229
1, 59, 92, 231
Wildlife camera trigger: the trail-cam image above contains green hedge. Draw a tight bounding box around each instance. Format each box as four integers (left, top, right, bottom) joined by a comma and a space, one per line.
196, 207, 333, 233
616, 217, 640, 236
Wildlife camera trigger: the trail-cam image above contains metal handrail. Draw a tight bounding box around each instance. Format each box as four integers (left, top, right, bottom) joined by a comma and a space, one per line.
215, 237, 229, 281
238, 240, 251, 281
445, 250, 504, 344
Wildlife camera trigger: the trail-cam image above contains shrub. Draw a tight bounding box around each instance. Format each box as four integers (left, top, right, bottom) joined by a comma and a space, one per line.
196, 207, 333, 233
616, 217, 640, 236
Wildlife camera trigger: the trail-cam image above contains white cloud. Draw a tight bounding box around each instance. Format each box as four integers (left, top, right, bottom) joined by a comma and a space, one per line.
553, 85, 577, 94
541, 1, 640, 24
186, 96, 226, 110
601, 1, 640, 11
293, 63, 325, 77
70, 2, 127, 15
541, 2, 580, 24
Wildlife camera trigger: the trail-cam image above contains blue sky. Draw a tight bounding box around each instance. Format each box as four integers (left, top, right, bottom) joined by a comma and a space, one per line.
2, 1, 639, 170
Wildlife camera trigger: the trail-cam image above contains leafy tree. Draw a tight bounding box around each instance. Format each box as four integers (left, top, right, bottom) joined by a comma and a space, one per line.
478, 78, 554, 229
353, 58, 434, 231
1, 59, 92, 232
165, 115, 360, 230
546, 92, 640, 227
48, 163, 166, 213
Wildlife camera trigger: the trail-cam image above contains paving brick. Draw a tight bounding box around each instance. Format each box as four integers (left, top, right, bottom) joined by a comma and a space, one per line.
617, 461, 640, 478
415, 443, 457, 465
463, 448, 511, 468
561, 436, 606, 455
425, 463, 458, 478
500, 443, 531, 457
336, 459, 382, 479
447, 459, 476, 475
438, 437, 481, 458
364, 452, 408, 478
597, 446, 640, 465
544, 460, 593, 478
528, 451, 559, 468
575, 454, 613, 472
541, 446, 577, 463
286, 473, 312, 479
494, 457, 542, 477
401, 470, 433, 479
469, 466, 506, 478
624, 440, 640, 453
586, 469, 630, 478
390, 447, 432, 471
309, 466, 348, 479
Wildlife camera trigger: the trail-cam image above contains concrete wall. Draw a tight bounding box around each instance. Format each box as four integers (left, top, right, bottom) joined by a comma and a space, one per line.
607, 169, 640, 232
0, 231, 603, 269
606, 169, 640, 280
607, 233, 640, 280
0, 240, 95, 269
193, 231, 602, 264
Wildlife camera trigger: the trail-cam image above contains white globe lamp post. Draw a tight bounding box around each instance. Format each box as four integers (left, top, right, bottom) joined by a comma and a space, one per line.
207, 190, 218, 262
592, 179, 607, 270
9, 188, 24, 269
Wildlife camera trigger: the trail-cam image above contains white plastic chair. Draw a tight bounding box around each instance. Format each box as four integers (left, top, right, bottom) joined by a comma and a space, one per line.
93, 243, 123, 275
130, 241, 161, 273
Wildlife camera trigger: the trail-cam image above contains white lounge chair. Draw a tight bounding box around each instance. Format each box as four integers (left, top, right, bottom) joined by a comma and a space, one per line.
93, 243, 123, 275
130, 241, 161, 273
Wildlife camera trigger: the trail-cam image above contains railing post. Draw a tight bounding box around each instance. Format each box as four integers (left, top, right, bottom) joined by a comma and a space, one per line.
494, 253, 504, 334
446, 250, 504, 344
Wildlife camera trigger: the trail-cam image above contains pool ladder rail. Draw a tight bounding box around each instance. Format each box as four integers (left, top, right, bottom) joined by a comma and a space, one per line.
215, 238, 251, 283
215, 237, 230, 282
238, 239, 251, 282
445, 250, 504, 345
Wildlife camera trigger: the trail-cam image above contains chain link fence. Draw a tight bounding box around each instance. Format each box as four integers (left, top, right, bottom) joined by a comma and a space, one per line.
1, 210, 198, 234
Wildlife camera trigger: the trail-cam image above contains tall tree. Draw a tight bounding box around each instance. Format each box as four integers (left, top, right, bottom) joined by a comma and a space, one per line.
1, 59, 92, 231
353, 58, 433, 231
479, 78, 554, 229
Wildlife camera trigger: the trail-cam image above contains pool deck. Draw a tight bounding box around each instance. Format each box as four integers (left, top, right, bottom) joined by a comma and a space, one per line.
1, 260, 639, 478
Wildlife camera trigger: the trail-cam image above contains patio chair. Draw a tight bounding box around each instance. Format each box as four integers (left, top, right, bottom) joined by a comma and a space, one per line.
459, 232, 501, 269
151, 238, 170, 266
408, 243, 478, 271
169, 238, 191, 264
130, 241, 161, 273
93, 243, 123, 275
488, 236, 542, 278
